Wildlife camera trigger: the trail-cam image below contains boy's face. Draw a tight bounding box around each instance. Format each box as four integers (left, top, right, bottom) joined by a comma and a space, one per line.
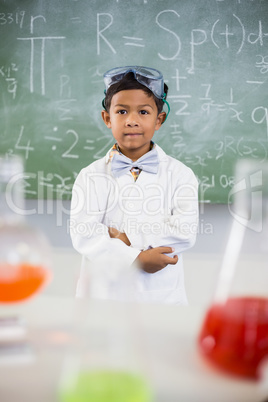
101, 89, 166, 161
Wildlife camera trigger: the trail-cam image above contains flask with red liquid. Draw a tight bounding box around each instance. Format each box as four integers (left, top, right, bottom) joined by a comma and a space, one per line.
198, 159, 268, 381
0, 156, 52, 303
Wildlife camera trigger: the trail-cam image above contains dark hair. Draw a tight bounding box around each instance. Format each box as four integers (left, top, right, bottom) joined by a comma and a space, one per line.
103, 72, 168, 115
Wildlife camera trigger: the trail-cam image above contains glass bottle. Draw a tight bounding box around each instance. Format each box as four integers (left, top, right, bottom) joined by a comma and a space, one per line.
59, 255, 153, 402
0, 155, 52, 303
198, 159, 268, 381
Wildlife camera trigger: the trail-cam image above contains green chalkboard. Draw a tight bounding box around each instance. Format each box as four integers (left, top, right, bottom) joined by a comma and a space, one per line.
0, 0, 267, 202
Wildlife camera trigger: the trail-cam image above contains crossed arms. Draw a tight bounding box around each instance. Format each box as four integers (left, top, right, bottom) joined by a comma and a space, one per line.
108, 227, 178, 274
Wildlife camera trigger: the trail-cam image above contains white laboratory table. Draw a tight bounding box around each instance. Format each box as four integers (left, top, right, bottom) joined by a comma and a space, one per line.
0, 247, 267, 402
0, 293, 267, 402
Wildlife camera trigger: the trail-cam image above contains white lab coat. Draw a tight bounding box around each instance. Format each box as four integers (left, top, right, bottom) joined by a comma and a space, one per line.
70, 144, 199, 304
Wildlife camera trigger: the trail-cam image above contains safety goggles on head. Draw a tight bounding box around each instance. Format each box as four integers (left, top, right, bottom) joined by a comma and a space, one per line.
104, 66, 166, 99
103, 66, 170, 121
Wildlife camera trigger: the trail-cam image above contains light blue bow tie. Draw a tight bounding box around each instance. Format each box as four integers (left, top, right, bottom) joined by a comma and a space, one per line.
111, 148, 159, 178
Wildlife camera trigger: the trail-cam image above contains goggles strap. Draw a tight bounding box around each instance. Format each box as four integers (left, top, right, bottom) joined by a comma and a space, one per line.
162, 97, 170, 123
102, 96, 106, 110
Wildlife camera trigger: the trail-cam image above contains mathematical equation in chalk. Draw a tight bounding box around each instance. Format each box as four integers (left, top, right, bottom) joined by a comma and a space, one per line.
0, 63, 18, 99
3, 58, 267, 164
0, 164, 241, 201
21, 170, 74, 199
5, 125, 114, 161
5, 118, 267, 164
11, 170, 241, 201
0, 11, 26, 28
0, 7, 267, 97
95, 11, 268, 67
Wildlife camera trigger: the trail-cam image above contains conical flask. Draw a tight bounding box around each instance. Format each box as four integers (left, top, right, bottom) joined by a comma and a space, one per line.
59, 255, 153, 402
198, 159, 268, 380
0, 155, 52, 303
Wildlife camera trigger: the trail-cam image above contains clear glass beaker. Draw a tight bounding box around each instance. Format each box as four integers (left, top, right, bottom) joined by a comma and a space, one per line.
0, 155, 52, 303
59, 255, 153, 402
198, 159, 268, 380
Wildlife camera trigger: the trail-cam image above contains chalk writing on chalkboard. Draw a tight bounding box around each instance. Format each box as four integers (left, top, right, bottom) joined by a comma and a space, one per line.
0, 0, 267, 203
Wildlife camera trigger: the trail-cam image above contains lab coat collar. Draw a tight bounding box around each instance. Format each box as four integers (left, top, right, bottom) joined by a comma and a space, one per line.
105, 143, 168, 164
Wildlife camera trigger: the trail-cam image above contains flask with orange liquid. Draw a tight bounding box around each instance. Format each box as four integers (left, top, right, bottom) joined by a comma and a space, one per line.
198, 159, 268, 381
0, 156, 52, 303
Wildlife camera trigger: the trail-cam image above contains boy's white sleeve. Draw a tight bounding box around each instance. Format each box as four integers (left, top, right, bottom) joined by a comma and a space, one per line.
126, 168, 199, 255
69, 168, 141, 264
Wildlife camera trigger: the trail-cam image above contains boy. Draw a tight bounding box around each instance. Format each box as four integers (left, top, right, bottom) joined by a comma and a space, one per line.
70, 66, 198, 304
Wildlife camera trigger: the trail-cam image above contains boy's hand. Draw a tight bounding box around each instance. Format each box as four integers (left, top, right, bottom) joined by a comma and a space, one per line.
108, 227, 131, 246
136, 247, 178, 274
108, 229, 178, 273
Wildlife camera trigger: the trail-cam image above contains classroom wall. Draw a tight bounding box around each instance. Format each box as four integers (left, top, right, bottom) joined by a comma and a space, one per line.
26, 200, 232, 253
